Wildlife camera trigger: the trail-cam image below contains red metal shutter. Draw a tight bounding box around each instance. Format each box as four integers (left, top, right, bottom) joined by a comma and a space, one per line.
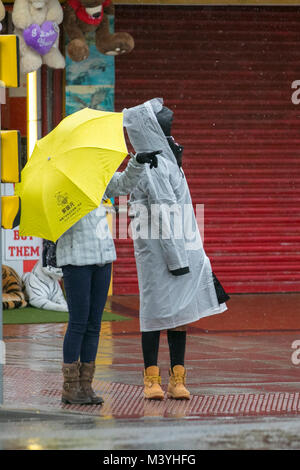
114, 5, 300, 294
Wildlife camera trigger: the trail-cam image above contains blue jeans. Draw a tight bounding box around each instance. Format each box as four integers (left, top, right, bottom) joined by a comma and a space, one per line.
62, 263, 112, 363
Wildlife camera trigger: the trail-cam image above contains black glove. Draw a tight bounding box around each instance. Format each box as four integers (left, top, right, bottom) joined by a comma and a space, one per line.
135, 150, 162, 169
170, 267, 190, 276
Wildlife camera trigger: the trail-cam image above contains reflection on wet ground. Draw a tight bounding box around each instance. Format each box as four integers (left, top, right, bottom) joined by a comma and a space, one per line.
1, 293, 300, 449
0, 294, 300, 450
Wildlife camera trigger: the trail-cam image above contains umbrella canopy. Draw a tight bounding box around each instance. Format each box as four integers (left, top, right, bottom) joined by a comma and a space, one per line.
15, 108, 128, 242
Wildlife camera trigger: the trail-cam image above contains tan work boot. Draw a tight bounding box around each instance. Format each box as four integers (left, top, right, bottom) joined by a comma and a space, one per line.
62, 361, 92, 405
79, 361, 104, 405
143, 366, 164, 400
167, 365, 191, 400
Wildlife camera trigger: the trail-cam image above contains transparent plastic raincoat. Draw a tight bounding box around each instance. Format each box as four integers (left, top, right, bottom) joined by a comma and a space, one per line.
123, 98, 227, 332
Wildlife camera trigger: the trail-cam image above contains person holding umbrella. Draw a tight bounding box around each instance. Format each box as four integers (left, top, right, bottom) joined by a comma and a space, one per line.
123, 98, 228, 400
15, 108, 161, 405
57, 149, 161, 405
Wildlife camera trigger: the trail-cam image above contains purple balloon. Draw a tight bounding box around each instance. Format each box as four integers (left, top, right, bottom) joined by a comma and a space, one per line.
23, 21, 59, 55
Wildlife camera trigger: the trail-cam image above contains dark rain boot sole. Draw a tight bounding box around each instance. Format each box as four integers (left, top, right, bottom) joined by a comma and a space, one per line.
61, 396, 94, 405
90, 397, 104, 405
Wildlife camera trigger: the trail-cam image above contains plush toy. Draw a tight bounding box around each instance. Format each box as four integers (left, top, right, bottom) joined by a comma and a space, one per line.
12, 0, 65, 74
2, 265, 27, 310
0, 0, 5, 32
23, 260, 68, 312
63, 0, 134, 62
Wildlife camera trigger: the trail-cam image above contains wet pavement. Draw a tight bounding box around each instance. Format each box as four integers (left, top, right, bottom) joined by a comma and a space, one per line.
1, 293, 300, 450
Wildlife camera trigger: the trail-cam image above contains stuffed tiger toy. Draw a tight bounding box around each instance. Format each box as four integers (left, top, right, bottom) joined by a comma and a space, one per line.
2, 265, 27, 310
22, 260, 68, 312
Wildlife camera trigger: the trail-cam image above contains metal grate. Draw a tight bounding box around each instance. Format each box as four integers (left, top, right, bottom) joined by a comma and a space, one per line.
4, 366, 300, 418
114, 5, 300, 294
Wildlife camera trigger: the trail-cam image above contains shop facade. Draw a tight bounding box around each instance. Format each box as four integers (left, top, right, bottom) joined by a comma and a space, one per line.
2, 1, 300, 294
113, 3, 300, 294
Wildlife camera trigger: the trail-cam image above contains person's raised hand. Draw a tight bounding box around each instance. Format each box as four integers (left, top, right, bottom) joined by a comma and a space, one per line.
135, 150, 162, 169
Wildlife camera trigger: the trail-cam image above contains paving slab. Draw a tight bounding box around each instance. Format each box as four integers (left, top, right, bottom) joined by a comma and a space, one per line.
1, 293, 300, 450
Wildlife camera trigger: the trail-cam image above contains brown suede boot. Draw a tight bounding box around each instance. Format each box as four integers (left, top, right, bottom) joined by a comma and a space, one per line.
79, 362, 104, 405
62, 362, 92, 405
167, 365, 191, 400
143, 366, 164, 400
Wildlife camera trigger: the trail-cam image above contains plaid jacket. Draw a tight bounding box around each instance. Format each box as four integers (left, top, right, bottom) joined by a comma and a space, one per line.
56, 156, 144, 267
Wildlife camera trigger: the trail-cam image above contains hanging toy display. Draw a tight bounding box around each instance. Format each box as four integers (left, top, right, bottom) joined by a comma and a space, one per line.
12, 0, 66, 74
63, 0, 134, 62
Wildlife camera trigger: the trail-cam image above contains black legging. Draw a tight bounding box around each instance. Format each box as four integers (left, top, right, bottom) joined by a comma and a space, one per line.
142, 329, 186, 369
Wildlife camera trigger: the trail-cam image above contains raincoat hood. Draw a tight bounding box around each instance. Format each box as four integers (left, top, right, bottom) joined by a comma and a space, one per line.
123, 98, 178, 166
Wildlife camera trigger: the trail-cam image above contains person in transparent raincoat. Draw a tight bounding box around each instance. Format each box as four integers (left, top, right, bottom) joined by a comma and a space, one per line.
123, 98, 229, 400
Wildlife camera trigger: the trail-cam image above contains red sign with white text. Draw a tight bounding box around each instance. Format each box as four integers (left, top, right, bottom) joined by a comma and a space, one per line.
4, 228, 42, 260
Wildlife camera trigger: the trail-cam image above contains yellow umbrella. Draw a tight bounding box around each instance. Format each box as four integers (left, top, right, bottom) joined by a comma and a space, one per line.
15, 108, 128, 242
